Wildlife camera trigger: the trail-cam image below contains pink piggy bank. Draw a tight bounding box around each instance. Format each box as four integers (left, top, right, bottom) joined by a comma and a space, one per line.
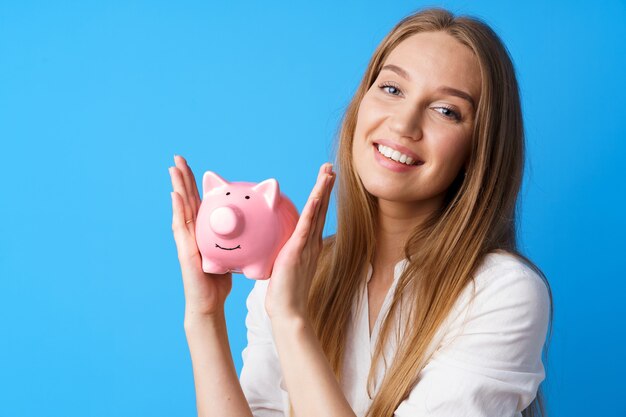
195, 171, 299, 280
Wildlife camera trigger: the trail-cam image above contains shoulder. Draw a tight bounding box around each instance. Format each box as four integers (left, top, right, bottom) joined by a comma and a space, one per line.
393, 251, 552, 416
426, 250, 552, 375
470, 250, 551, 308
396, 251, 552, 416
438, 250, 552, 352
475, 250, 543, 280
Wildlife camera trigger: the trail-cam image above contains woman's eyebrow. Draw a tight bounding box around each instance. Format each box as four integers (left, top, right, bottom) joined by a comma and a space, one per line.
381, 64, 411, 81
436, 86, 476, 110
380, 64, 476, 110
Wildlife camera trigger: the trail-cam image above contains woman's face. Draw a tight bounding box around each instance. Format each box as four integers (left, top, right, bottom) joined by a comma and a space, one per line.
352, 31, 481, 210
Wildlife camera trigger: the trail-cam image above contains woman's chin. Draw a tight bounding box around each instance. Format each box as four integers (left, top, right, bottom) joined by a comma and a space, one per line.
362, 181, 446, 207
365, 185, 420, 204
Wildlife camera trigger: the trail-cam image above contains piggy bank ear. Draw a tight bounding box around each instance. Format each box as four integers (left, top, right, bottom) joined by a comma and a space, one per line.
252, 178, 280, 210
202, 171, 230, 196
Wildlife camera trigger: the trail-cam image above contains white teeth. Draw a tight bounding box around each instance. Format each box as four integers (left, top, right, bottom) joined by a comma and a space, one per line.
376, 144, 418, 166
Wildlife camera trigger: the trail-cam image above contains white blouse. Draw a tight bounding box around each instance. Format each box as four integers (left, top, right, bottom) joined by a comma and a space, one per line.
239, 251, 551, 417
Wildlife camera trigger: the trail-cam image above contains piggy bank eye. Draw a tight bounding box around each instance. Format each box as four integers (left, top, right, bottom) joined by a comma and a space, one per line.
226, 192, 230, 195
245, 195, 250, 199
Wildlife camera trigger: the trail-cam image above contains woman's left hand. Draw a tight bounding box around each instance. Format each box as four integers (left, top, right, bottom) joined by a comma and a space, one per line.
265, 162, 336, 321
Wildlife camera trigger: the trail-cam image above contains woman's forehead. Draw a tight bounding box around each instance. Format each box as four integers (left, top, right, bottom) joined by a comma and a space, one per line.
382, 31, 481, 100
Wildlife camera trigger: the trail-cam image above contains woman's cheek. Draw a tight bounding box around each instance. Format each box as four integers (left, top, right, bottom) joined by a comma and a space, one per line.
439, 129, 470, 157
362, 102, 383, 123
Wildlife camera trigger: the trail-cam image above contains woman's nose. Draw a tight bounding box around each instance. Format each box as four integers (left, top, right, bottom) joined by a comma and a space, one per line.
388, 104, 424, 141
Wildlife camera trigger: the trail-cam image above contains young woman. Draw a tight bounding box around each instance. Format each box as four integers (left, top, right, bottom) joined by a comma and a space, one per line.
168, 7, 553, 417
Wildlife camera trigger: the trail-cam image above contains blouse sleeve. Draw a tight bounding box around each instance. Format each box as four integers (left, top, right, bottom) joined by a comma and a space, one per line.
394, 264, 551, 417
239, 279, 286, 417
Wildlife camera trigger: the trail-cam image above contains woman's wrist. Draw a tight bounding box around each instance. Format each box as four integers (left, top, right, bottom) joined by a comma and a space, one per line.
184, 306, 226, 331
270, 312, 309, 335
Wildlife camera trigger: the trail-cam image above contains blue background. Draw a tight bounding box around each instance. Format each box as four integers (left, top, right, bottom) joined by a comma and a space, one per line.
1, 1, 624, 416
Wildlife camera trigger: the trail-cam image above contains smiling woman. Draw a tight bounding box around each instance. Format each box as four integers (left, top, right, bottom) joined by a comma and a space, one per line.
169, 6, 553, 417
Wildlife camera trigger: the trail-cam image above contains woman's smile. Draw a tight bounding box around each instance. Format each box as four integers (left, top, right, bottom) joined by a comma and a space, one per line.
372, 142, 423, 173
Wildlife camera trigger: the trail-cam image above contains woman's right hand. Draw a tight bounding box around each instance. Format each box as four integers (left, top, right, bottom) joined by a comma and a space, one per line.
169, 155, 233, 319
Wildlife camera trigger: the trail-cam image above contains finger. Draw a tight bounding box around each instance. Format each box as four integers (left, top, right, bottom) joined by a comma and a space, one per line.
312, 172, 335, 241
174, 155, 201, 216
170, 191, 199, 260
304, 163, 332, 240
185, 159, 202, 209
310, 172, 333, 242
174, 155, 195, 214
292, 194, 320, 249
310, 162, 330, 201
309, 189, 324, 243
169, 166, 194, 228
282, 163, 329, 252
318, 168, 335, 211
169, 166, 191, 221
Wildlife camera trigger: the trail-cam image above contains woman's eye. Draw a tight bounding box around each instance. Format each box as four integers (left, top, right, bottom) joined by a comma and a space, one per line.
378, 82, 402, 96
434, 106, 461, 121
376, 82, 462, 122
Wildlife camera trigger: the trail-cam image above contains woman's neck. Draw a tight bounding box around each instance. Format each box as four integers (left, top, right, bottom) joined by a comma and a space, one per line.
372, 197, 440, 279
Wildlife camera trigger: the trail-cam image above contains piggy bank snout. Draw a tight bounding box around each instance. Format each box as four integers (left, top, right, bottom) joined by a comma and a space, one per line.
209, 205, 245, 237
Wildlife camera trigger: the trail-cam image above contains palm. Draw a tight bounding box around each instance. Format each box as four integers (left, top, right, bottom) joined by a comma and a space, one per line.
182, 229, 233, 314
265, 163, 335, 319
169, 155, 232, 316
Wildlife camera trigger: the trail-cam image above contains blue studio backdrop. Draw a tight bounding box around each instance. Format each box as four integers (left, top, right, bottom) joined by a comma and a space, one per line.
1, 1, 624, 416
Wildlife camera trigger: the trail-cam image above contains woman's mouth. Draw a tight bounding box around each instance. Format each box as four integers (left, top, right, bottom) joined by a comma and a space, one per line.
372, 142, 424, 172
375, 143, 422, 166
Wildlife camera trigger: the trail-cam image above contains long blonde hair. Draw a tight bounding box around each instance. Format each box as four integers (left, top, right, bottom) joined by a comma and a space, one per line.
291, 7, 553, 417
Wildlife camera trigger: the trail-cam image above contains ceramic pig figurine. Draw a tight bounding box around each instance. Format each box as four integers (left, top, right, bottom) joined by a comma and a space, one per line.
195, 171, 299, 280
